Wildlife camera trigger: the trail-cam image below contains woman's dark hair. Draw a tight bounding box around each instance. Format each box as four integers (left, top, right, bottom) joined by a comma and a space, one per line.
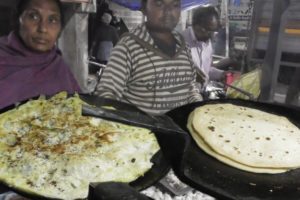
12, 0, 64, 30
192, 6, 220, 28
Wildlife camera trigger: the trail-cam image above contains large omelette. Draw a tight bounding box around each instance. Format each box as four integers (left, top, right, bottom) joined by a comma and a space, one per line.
0, 92, 160, 199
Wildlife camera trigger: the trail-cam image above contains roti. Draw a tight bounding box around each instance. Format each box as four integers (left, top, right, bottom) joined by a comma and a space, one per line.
0, 92, 160, 199
188, 103, 300, 173
187, 111, 287, 174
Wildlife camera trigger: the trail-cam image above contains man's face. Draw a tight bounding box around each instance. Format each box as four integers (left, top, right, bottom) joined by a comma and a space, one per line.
143, 0, 181, 32
194, 16, 219, 42
19, 0, 62, 53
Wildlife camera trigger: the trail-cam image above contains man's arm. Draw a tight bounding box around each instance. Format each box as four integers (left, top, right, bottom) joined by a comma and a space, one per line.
188, 69, 204, 103
94, 42, 131, 100
209, 66, 225, 81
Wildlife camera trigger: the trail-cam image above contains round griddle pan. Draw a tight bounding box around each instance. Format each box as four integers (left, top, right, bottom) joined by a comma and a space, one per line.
166, 99, 300, 200
0, 95, 171, 200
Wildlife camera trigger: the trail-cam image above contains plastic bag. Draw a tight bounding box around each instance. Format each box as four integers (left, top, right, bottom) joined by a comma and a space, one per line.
226, 68, 262, 100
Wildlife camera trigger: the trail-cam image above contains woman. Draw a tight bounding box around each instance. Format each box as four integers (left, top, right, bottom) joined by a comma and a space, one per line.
0, 0, 81, 109
95, 0, 204, 115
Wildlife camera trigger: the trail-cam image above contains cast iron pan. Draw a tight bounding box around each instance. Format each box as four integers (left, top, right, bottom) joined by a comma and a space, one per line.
166, 99, 300, 200
80, 94, 190, 180
0, 94, 172, 200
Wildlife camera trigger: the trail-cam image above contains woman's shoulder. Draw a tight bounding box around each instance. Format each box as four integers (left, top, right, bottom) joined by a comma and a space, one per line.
0, 33, 16, 56
0, 34, 8, 43
0, 33, 10, 47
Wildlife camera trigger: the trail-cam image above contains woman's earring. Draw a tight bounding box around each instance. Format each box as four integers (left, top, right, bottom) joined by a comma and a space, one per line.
19, 17, 23, 24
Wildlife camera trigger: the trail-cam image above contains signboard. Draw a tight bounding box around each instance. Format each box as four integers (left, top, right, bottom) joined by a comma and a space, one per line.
228, 0, 254, 21
233, 36, 248, 51
111, 0, 212, 11
60, 0, 90, 3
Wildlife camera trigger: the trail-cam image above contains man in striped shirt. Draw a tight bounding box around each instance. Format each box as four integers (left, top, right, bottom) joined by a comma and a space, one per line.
94, 0, 204, 115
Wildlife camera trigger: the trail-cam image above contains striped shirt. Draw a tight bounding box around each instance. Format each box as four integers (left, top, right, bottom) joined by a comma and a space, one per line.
94, 23, 203, 115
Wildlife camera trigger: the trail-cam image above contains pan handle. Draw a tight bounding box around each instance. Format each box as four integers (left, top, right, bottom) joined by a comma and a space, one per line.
88, 182, 152, 200
223, 82, 256, 101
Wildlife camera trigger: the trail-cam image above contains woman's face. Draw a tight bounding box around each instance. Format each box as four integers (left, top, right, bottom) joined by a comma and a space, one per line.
143, 0, 181, 32
19, 0, 61, 53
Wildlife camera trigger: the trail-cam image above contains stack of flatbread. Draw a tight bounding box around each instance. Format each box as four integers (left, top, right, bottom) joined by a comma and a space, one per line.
187, 103, 300, 174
